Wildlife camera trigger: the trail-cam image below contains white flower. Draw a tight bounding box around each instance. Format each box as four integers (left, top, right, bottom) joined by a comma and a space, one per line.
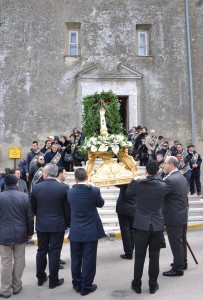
91, 145, 98, 152
98, 144, 108, 152
112, 144, 119, 154
116, 134, 124, 142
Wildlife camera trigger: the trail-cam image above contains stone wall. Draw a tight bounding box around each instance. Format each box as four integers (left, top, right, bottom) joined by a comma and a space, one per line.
0, 0, 202, 168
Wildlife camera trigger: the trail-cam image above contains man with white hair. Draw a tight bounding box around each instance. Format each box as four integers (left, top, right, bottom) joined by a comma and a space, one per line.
31, 164, 70, 289
145, 130, 158, 159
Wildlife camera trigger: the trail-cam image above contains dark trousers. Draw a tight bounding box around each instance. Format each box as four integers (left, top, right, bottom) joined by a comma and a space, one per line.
133, 227, 162, 288
166, 225, 185, 271
118, 214, 135, 256
190, 173, 201, 193
36, 231, 64, 284
70, 240, 98, 293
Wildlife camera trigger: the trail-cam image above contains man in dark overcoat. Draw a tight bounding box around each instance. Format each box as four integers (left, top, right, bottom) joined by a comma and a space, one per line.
0, 175, 33, 298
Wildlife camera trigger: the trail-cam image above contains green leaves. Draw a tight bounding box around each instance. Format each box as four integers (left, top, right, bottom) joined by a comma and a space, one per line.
82, 90, 124, 138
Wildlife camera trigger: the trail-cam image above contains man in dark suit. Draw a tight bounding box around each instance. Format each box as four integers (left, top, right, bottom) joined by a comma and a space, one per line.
116, 184, 135, 260
186, 144, 202, 195
67, 168, 105, 296
126, 160, 166, 294
162, 156, 188, 277
31, 163, 70, 289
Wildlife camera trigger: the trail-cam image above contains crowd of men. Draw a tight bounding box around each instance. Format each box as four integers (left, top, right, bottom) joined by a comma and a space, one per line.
0, 126, 201, 196
0, 128, 85, 193
0, 125, 202, 297
128, 126, 202, 196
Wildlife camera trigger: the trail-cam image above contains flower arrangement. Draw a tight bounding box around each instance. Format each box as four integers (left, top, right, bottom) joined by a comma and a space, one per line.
79, 134, 132, 156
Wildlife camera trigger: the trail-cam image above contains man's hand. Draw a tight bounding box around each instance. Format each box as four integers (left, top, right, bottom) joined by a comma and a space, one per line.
28, 236, 32, 240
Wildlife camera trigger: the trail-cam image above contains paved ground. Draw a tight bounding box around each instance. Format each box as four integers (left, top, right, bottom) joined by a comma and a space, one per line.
0, 229, 203, 299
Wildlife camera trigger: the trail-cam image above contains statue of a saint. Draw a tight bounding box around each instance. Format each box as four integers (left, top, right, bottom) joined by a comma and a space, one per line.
100, 107, 108, 137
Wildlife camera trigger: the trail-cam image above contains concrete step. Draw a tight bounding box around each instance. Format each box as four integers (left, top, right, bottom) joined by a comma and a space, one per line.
188, 208, 203, 215
98, 210, 117, 218
98, 202, 116, 210
103, 226, 120, 232
189, 200, 203, 208
101, 217, 119, 227
188, 215, 203, 222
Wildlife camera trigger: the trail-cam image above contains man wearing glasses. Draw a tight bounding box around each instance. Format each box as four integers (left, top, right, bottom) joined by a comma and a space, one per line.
162, 156, 188, 276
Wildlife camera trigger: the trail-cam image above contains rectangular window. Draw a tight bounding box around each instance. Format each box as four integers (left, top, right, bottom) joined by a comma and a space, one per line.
138, 32, 148, 56
69, 31, 78, 55
65, 22, 81, 56
136, 24, 151, 56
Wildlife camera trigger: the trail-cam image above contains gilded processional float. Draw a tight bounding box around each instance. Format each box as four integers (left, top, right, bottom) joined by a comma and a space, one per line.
79, 91, 140, 186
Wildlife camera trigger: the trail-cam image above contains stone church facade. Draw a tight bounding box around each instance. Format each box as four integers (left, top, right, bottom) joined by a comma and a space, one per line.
0, 0, 202, 167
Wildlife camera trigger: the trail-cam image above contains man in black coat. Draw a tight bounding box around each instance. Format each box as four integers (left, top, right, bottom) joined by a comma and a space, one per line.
186, 144, 202, 195
0, 175, 33, 298
116, 184, 135, 259
31, 163, 70, 289
67, 168, 105, 296
162, 156, 188, 276
126, 160, 166, 294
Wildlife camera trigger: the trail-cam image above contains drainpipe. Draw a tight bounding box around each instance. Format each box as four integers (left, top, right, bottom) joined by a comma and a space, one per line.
185, 0, 195, 144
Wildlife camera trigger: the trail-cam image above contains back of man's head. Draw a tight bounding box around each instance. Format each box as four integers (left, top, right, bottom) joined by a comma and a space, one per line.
44, 163, 58, 178
75, 168, 87, 182
5, 174, 18, 186
146, 160, 159, 176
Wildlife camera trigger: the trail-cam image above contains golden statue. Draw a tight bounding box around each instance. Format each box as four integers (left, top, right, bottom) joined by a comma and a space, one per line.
85, 107, 140, 186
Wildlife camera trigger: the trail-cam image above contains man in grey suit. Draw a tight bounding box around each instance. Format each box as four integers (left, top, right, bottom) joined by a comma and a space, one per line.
162, 156, 188, 277
14, 169, 29, 194
125, 160, 166, 294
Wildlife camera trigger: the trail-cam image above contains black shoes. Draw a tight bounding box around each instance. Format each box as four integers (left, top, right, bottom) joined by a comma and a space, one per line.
131, 281, 141, 294
81, 284, 97, 296
59, 264, 64, 269
13, 287, 22, 295
0, 294, 11, 299
170, 262, 188, 270
197, 192, 202, 196
150, 284, 159, 294
38, 276, 48, 286
160, 240, 166, 248
59, 259, 66, 265
163, 269, 184, 277
49, 278, 64, 289
73, 286, 81, 293
120, 254, 133, 260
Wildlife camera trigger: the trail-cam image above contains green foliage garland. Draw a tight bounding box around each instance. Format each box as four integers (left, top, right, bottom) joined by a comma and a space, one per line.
82, 90, 124, 138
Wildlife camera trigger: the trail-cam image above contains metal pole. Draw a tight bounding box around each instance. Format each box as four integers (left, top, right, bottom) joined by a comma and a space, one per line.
185, 0, 195, 144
